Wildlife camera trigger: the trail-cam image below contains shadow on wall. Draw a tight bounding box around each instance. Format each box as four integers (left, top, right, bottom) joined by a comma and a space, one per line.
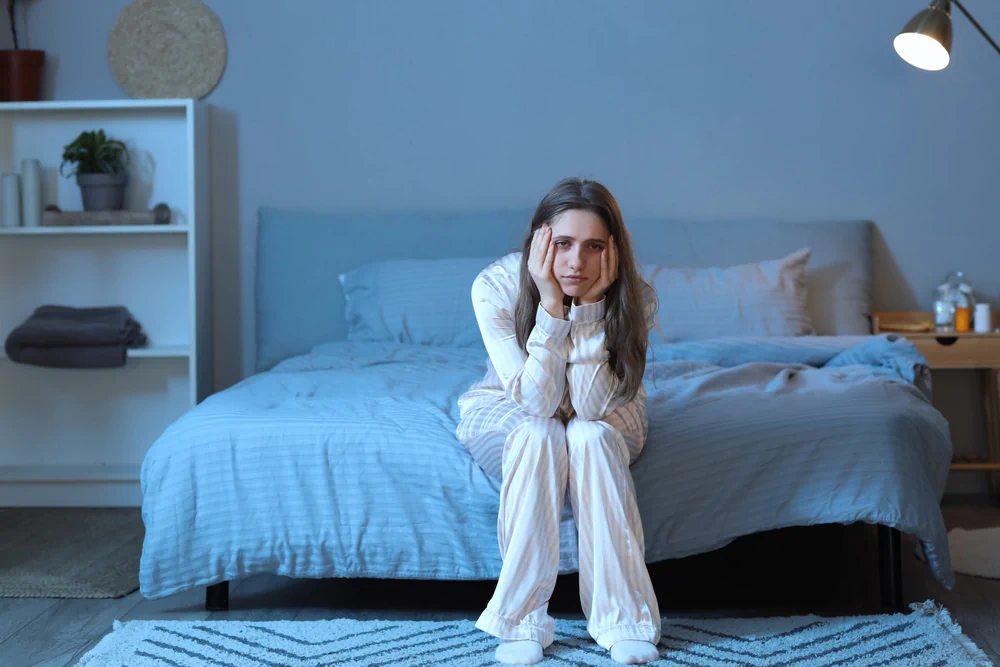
39, 54, 59, 100
871, 223, 917, 313
210, 105, 242, 394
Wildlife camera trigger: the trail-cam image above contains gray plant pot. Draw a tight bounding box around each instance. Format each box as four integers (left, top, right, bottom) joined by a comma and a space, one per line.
76, 172, 128, 211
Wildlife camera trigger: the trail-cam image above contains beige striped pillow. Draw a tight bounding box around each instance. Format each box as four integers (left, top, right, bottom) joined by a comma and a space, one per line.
645, 248, 814, 343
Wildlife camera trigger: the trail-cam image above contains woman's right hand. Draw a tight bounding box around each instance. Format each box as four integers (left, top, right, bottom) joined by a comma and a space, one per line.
528, 225, 565, 317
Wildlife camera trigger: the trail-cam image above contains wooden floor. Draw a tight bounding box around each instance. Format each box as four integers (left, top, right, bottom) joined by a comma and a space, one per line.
1, 499, 997, 667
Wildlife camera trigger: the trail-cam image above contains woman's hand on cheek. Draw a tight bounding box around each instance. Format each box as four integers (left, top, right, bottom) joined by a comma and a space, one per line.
579, 235, 617, 305
528, 225, 566, 315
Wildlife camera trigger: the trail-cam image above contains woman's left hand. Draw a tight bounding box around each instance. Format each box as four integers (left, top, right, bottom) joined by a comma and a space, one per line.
578, 235, 618, 305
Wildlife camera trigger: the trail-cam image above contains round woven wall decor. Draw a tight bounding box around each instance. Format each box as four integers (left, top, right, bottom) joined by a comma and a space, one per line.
108, 0, 227, 99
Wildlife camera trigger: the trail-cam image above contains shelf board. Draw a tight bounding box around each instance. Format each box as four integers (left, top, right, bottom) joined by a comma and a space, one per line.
0, 225, 188, 235
129, 345, 191, 358
0, 345, 190, 361
0, 98, 193, 112
951, 463, 1000, 471
872, 311, 1000, 338
0, 464, 141, 482
885, 331, 1000, 339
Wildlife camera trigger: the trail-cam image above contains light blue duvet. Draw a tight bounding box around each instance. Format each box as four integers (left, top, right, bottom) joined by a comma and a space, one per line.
138, 334, 954, 600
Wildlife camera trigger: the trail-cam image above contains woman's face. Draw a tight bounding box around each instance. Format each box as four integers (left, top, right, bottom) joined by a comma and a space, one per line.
547, 209, 610, 299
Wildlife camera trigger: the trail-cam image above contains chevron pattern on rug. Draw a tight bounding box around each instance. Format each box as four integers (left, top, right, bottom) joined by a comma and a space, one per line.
77, 600, 992, 666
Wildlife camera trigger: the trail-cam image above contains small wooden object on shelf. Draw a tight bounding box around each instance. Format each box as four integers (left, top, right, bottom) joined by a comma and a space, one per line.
41, 203, 171, 227
872, 311, 1000, 367
872, 310, 1000, 492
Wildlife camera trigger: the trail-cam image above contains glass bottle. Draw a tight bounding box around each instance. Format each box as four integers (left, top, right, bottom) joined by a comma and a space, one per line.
934, 284, 955, 332
939, 272, 976, 333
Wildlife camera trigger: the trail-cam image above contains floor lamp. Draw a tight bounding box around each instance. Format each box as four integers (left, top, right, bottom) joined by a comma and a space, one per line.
894, 0, 1000, 70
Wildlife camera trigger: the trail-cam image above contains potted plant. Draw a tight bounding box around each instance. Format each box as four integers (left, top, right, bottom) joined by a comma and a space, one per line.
0, 1, 44, 101
59, 129, 130, 211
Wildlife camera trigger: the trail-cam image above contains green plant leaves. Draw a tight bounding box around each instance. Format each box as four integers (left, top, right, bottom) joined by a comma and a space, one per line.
59, 129, 130, 178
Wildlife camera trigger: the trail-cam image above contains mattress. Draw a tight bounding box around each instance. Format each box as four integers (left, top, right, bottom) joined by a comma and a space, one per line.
138, 335, 954, 600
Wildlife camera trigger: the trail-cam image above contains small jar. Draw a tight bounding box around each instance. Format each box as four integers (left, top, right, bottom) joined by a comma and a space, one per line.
934, 298, 955, 332
934, 284, 955, 332
954, 291, 972, 333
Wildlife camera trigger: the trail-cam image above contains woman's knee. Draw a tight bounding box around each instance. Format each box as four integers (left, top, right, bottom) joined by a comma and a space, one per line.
506, 415, 567, 455
565, 417, 628, 462
501, 416, 567, 478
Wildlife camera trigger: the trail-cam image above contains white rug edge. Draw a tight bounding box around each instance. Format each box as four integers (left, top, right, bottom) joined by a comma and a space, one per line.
77, 599, 994, 667
908, 599, 995, 666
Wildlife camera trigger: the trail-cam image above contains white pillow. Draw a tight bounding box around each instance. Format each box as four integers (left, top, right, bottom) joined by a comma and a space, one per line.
645, 248, 814, 342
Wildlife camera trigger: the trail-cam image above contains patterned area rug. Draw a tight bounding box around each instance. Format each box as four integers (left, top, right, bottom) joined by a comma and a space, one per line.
0, 508, 143, 598
78, 600, 992, 666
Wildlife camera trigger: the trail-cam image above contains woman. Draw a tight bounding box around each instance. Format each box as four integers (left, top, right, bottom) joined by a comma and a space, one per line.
456, 177, 661, 665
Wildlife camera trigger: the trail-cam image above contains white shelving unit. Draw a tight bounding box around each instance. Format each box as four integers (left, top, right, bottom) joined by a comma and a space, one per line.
0, 98, 212, 507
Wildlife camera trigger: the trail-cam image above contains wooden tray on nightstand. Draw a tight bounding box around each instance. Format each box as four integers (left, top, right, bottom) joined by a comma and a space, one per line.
871, 311, 1000, 488
872, 311, 1000, 368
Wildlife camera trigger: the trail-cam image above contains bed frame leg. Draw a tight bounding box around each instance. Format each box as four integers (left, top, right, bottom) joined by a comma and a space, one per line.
877, 525, 903, 613
206, 581, 229, 611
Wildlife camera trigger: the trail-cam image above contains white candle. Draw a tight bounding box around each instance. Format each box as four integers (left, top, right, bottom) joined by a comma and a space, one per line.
20, 159, 41, 227
0, 173, 20, 227
975, 303, 992, 333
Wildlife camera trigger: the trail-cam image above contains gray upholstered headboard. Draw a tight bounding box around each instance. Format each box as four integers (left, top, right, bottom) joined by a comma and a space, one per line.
255, 206, 871, 371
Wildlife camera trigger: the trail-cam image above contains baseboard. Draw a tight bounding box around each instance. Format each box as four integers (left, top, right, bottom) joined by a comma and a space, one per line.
0, 464, 142, 506
941, 492, 999, 507
0, 482, 141, 506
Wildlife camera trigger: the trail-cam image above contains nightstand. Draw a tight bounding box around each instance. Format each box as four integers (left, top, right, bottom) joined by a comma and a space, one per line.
872, 311, 1000, 494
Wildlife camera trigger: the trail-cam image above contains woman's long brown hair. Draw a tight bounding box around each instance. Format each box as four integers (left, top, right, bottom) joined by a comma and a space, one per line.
514, 177, 656, 408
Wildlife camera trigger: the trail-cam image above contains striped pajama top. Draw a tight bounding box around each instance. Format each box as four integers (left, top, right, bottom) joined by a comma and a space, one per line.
458, 251, 658, 422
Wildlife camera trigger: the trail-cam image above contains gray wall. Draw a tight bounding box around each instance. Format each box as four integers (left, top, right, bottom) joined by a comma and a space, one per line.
20, 0, 1000, 492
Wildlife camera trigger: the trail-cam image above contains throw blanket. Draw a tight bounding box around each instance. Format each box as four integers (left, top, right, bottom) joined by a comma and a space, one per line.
643, 334, 933, 400
647, 333, 928, 382
4, 305, 148, 368
633, 333, 951, 585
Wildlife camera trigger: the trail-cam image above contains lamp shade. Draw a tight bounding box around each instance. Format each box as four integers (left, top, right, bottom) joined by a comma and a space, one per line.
894, 0, 953, 70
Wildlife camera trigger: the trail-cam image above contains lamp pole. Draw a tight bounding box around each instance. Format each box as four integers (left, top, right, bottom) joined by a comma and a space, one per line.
951, 0, 1000, 56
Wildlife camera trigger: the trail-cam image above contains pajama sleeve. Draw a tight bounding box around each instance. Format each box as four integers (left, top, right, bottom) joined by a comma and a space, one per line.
566, 283, 658, 421
471, 273, 572, 418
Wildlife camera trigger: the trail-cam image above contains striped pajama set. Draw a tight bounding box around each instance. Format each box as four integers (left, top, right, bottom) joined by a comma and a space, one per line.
456, 252, 661, 651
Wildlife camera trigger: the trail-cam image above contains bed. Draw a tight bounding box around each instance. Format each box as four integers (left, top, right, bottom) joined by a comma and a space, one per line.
137, 207, 955, 614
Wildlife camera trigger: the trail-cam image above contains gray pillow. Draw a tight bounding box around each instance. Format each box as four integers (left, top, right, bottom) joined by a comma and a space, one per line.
645, 248, 815, 342
338, 257, 496, 347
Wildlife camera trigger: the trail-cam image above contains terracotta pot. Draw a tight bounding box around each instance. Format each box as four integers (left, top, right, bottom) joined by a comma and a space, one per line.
0, 50, 45, 102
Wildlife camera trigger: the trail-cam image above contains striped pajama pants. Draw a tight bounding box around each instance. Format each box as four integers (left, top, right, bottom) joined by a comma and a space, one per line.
455, 394, 662, 650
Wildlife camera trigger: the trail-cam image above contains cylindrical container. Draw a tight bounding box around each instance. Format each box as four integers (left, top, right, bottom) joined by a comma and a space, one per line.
955, 306, 971, 333
952, 288, 972, 333
0, 173, 20, 227
975, 303, 992, 333
20, 158, 41, 227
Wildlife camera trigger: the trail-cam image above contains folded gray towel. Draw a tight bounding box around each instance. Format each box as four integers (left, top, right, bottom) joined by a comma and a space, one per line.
9, 345, 130, 369
4, 305, 148, 368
